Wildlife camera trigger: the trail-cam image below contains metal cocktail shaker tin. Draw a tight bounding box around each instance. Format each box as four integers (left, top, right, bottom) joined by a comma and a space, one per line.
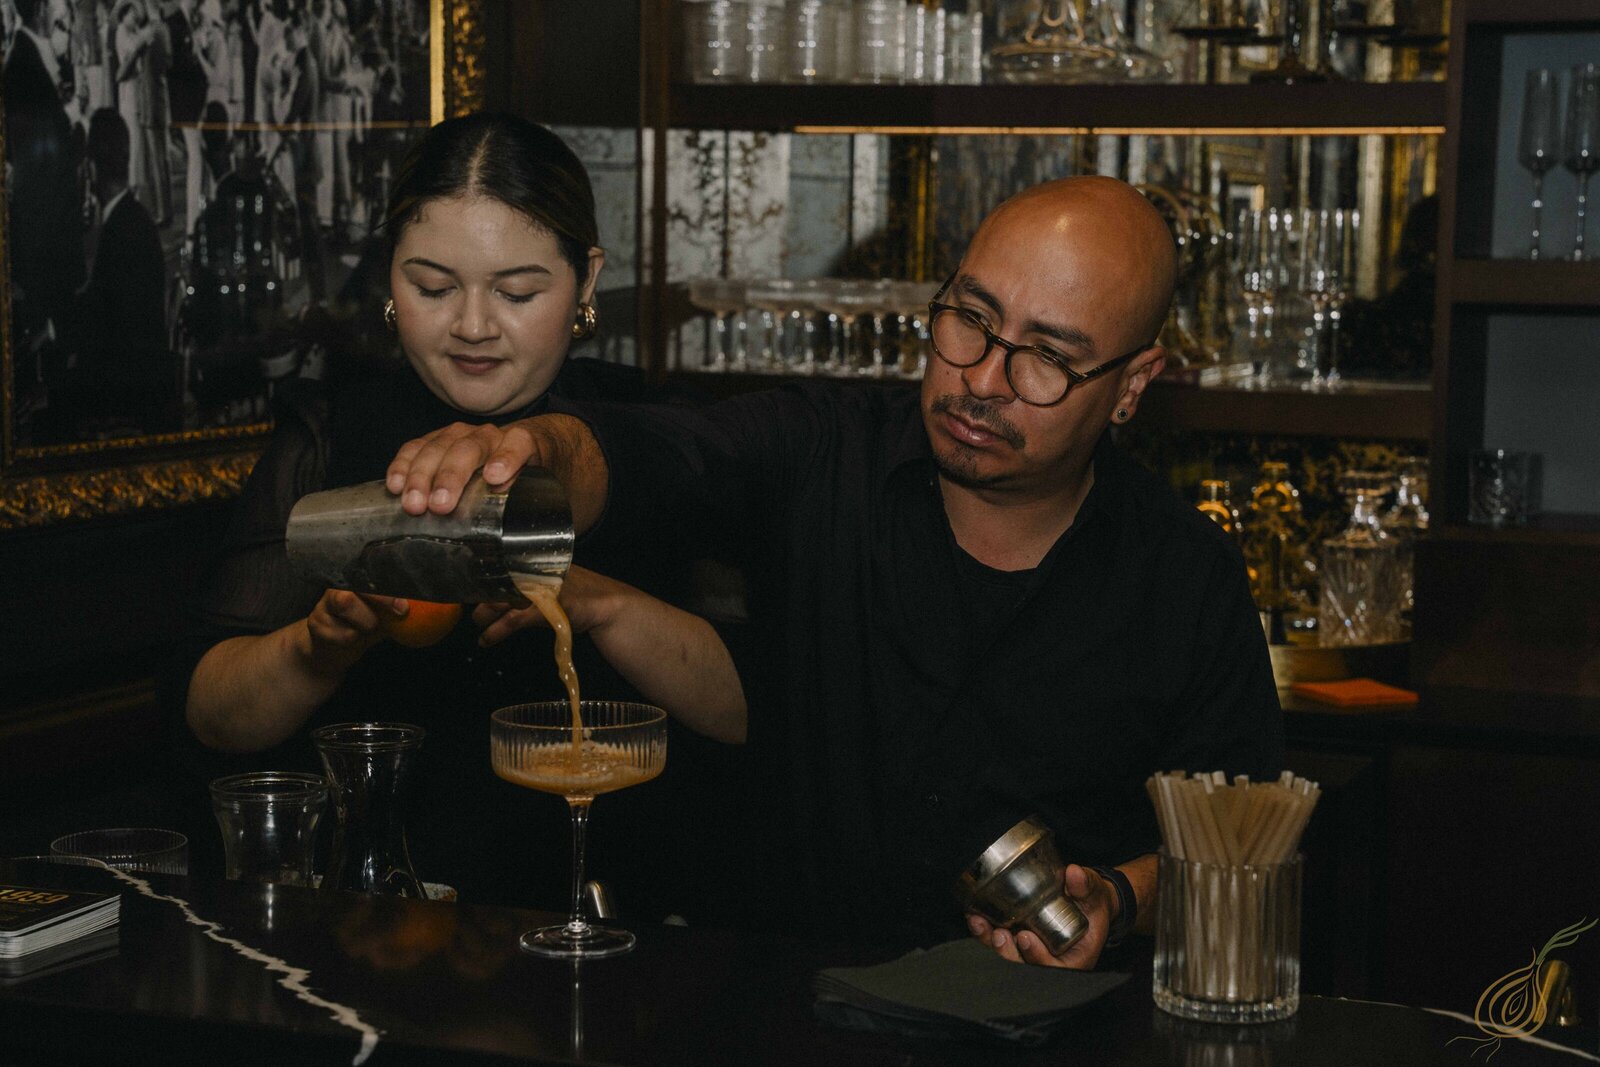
954, 815, 1089, 956
286, 469, 572, 605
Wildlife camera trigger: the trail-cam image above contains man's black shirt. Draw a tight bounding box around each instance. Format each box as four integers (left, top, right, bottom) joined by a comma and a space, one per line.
577, 382, 1283, 949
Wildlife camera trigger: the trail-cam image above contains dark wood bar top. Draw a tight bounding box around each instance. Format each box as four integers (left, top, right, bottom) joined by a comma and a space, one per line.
2, 860, 1594, 1067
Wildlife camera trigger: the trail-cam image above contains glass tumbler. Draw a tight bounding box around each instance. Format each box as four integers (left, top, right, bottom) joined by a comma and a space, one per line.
684, 0, 750, 82
852, 0, 906, 83
745, 0, 785, 82
784, 0, 840, 81
904, 2, 945, 83
1469, 449, 1542, 527
210, 772, 329, 886
945, 11, 983, 84
1154, 851, 1303, 1024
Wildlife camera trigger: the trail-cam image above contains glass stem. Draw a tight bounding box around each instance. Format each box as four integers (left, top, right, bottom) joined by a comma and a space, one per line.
565, 799, 592, 936
1575, 172, 1591, 262
1531, 171, 1545, 260
1327, 305, 1343, 383
1306, 306, 1325, 384
711, 314, 729, 368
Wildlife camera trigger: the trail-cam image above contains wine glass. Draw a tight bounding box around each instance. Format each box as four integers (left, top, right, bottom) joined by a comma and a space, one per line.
490, 701, 667, 959
1519, 69, 1563, 260
687, 278, 746, 372
1563, 63, 1600, 262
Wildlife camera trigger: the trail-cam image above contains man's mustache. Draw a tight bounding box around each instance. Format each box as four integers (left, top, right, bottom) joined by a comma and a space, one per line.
930, 394, 1025, 449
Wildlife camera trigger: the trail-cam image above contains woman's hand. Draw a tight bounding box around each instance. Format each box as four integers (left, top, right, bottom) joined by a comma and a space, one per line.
300, 588, 403, 676
471, 566, 619, 647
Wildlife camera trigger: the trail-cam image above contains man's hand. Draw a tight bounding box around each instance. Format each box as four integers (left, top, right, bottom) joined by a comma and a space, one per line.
384, 414, 607, 532
966, 863, 1117, 969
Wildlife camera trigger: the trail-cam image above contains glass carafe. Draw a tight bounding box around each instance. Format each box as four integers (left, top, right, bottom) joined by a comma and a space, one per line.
1242, 460, 1314, 642
1318, 472, 1404, 647
1381, 456, 1430, 617
313, 722, 427, 897
1196, 479, 1242, 540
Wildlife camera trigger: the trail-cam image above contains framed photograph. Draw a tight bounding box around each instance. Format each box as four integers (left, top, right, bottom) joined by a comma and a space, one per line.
1, 0, 487, 528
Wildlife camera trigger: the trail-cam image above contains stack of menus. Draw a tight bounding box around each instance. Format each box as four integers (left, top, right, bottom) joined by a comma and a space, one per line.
0, 883, 120, 982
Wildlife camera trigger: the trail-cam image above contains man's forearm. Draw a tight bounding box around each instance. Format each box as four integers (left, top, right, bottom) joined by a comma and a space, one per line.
1117, 853, 1160, 935
485, 413, 610, 535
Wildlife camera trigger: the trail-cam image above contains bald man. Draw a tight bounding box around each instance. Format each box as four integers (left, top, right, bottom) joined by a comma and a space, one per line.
383, 177, 1283, 965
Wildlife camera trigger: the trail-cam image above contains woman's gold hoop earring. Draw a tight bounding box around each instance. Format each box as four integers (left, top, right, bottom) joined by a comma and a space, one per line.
383, 298, 397, 332
572, 302, 599, 340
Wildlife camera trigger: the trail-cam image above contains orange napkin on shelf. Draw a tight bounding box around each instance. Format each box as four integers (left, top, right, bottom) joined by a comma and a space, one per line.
1290, 678, 1420, 708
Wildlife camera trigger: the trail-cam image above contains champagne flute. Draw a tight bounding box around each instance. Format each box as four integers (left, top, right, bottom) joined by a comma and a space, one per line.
1300, 208, 1357, 389
1234, 208, 1278, 387
491, 701, 667, 959
1563, 63, 1600, 262
1519, 68, 1562, 261
1297, 209, 1334, 390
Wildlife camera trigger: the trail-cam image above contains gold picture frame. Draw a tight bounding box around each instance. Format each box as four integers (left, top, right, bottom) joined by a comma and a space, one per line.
1, 0, 486, 530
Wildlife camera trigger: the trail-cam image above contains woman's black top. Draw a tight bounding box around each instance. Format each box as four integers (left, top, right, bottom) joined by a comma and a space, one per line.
166, 358, 735, 917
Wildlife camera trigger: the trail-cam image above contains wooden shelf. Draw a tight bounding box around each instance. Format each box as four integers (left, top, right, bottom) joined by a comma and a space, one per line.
1449, 259, 1600, 308
1457, 0, 1600, 29
1429, 513, 1600, 548
1134, 379, 1433, 440
664, 371, 1432, 440
669, 81, 1447, 134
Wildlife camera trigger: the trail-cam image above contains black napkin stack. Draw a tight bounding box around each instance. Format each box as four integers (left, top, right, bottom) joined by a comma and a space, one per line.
813, 938, 1129, 1045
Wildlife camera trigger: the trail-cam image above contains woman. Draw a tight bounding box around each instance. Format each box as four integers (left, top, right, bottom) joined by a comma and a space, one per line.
111, 0, 149, 203
177, 113, 738, 912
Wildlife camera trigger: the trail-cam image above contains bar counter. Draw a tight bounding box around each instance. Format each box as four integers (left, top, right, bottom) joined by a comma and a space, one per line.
1, 861, 1593, 1067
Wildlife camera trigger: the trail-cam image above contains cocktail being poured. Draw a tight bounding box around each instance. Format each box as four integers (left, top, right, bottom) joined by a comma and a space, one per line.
284, 468, 667, 956
494, 562, 667, 959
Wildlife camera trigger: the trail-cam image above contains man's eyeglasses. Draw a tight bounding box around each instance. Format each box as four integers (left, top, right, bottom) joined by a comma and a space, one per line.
927, 276, 1154, 407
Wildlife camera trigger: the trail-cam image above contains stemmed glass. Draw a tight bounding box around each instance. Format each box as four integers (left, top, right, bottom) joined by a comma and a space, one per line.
1563, 64, 1600, 262
892, 280, 940, 378
687, 278, 747, 372
1324, 208, 1359, 388
861, 280, 899, 377
1249, 0, 1327, 84
1519, 69, 1562, 261
490, 701, 667, 959
746, 278, 801, 373
815, 280, 872, 377
1235, 207, 1286, 387
784, 279, 826, 374
1298, 208, 1357, 390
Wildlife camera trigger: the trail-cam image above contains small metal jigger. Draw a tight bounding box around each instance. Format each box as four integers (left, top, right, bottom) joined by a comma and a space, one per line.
954, 816, 1088, 956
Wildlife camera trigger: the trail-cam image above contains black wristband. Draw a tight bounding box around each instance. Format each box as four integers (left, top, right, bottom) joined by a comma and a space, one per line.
1090, 865, 1135, 948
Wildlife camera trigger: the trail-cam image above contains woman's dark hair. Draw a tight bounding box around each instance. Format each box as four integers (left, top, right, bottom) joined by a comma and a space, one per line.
384, 113, 598, 283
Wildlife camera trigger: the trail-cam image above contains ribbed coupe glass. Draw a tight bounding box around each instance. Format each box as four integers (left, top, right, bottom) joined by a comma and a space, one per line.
490, 701, 667, 959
